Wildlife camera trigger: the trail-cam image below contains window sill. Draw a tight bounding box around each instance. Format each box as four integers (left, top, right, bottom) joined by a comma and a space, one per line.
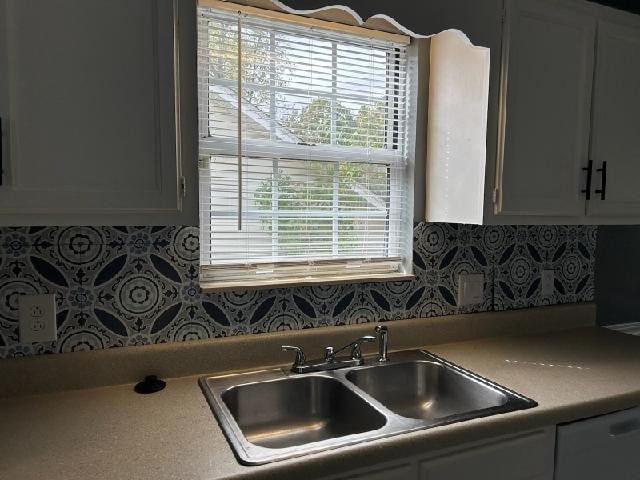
199, 273, 415, 293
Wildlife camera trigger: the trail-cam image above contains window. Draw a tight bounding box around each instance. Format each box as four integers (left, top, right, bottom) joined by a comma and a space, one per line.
197, 3, 415, 289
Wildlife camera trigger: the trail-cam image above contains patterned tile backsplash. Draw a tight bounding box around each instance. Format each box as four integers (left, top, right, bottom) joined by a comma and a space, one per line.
0, 224, 597, 359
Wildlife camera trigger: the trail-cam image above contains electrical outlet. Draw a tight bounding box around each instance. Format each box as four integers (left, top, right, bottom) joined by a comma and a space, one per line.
19, 294, 57, 343
458, 273, 484, 306
541, 270, 555, 296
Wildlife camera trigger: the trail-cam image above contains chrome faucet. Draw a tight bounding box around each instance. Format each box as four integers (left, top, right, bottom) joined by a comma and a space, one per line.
282, 336, 376, 374
375, 325, 389, 362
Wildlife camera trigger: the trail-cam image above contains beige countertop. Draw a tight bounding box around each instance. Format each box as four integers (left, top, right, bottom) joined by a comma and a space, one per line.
2, 322, 640, 480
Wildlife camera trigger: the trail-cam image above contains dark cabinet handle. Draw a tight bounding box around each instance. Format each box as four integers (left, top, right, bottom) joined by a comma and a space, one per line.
595, 161, 607, 200
581, 160, 593, 200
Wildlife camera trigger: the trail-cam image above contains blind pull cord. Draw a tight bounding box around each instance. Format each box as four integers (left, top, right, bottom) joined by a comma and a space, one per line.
237, 12, 243, 230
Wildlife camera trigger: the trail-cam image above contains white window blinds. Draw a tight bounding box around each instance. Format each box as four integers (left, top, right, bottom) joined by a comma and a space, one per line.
197, 5, 414, 290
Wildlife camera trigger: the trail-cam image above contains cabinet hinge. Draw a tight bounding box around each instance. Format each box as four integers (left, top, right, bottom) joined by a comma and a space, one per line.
179, 176, 186, 197
492, 188, 500, 205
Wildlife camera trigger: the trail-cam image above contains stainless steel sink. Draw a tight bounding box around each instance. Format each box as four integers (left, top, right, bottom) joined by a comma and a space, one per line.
220, 376, 386, 449
346, 360, 508, 420
200, 350, 536, 465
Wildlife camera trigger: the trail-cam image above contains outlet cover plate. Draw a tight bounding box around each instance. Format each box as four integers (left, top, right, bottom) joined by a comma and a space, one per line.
541, 270, 554, 296
458, 273, 484, 306
19, 294, 57, 343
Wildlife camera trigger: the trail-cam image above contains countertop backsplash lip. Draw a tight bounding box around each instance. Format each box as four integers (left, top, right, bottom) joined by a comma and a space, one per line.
0, 224, 597, 359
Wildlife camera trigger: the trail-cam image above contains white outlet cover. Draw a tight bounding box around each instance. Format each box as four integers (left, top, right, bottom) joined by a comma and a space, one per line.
19, 294, 57, 343
541, 270, 555, 296
458, 273, 484, 306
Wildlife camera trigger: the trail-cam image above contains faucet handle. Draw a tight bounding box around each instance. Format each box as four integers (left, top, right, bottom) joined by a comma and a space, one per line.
324, 346, 335, 362
350, 335, 376, 360
281, 345, 306, 367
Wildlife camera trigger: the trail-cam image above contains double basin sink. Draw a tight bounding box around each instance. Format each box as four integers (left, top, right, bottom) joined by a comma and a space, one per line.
199, 350, 536, 465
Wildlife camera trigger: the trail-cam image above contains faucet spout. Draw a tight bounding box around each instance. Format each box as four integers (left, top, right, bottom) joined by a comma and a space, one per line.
329, 336, 376, 362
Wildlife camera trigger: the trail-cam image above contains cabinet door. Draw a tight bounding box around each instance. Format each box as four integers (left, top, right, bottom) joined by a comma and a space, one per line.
0, 0, 180, 222
495, 0, 595, 217
556, 407, 640, 480
419, 429, 555, 480
588, 18, 640, 216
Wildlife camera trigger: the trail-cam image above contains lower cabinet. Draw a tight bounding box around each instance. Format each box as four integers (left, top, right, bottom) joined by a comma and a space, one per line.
328, 427, 556, 480
419, 428, 555, 480
555, 407, 640, 480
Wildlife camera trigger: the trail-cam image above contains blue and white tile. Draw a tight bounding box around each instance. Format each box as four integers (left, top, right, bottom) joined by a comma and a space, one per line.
494, 225, 596, 310
89, 258, 182, 340
56, 318, 126, 354
412, 223, 493, 316
0, 236, 93, 358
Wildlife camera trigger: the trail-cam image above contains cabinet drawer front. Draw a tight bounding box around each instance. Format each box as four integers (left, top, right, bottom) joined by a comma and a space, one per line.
420, 429, 555, 480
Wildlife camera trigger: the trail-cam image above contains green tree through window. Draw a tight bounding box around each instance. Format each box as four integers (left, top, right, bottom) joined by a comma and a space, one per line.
254, 98, 390, 256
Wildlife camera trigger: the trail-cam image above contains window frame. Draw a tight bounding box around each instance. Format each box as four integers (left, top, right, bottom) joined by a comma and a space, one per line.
197, 5, 418, 291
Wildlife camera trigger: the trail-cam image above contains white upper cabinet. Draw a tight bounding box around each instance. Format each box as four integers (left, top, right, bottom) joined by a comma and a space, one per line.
424, 0, 640, 224
0, 0, 197, 225
588, 16, 640, 217
495, 0, 595, 219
